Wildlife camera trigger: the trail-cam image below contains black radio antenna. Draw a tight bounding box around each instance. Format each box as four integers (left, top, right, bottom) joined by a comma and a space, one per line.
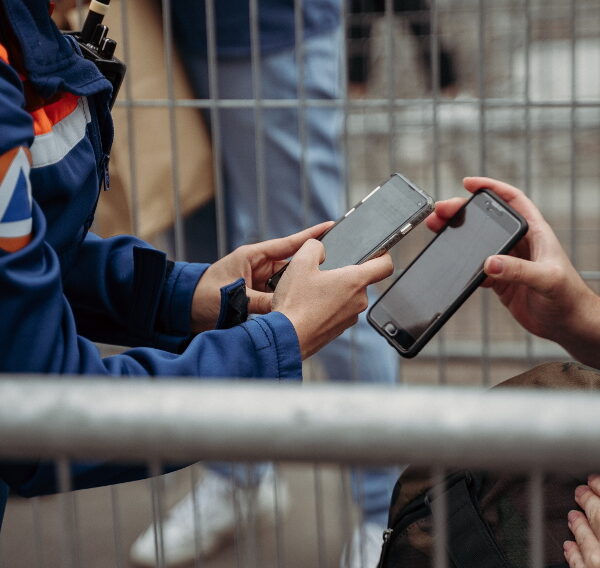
79, 0, 112, 44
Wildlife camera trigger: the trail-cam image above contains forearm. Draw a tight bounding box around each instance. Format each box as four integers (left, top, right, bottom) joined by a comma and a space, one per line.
557, 287, 600, 369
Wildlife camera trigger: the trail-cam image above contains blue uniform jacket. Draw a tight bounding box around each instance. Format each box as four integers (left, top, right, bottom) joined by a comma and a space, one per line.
0, 0, 302, 528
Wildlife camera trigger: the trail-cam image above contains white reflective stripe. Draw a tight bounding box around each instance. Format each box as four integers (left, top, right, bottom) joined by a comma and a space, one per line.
0, 148, 31, 220
30, 97, 91, 168
0, 218, 32, 238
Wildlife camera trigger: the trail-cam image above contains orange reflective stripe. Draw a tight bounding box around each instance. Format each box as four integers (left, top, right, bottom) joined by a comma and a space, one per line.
31, 93, 80, 136
44, 92, 79, 126
0, 234, 32, 253
0, 44, 8, 64
31, 108, 54, 136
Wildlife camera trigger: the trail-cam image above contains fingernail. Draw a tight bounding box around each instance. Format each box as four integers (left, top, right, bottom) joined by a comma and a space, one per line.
486, 257, 503, 275
589, 474, 599, 484
568, 510, 579, 523
575, 485, 588, 498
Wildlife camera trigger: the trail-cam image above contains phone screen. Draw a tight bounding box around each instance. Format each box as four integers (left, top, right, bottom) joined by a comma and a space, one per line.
267, 173, 433, 290
369, 191, 526, 354
319, 174, 430, 270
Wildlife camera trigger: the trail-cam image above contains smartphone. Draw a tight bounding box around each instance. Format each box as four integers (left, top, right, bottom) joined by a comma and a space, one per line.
367, 189, 528, 358
267, 173, 434, 290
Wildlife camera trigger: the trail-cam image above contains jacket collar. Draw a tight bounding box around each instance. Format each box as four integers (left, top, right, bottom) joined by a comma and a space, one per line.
2, 0, 111, 98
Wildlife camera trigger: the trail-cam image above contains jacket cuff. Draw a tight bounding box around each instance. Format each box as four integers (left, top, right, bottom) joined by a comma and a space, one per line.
215, 278, 249, 329
159, 261, 209, 335
244, 312, 303, 380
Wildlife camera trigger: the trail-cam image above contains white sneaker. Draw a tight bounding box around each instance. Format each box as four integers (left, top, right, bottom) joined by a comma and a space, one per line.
340, 522, 386, 568
130, 467, 289, 567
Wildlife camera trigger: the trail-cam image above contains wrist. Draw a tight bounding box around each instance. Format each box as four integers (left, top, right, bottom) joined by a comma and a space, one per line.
278, 310, 310, 360
559, 286, 600, 368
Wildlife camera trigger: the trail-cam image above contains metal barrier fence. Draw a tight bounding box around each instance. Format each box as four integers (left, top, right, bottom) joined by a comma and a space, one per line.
1, 378, 600, 568
3, 0, 598, 567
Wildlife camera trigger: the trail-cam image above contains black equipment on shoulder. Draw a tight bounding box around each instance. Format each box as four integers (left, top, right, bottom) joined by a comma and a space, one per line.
68, 0, 126, 109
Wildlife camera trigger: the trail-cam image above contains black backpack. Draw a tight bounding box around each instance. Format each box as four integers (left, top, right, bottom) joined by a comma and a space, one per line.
377, 361, 600, 568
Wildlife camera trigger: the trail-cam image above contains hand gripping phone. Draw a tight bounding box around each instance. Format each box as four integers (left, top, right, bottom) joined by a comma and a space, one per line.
267, 173, 434, 290
368, 189, 529, 358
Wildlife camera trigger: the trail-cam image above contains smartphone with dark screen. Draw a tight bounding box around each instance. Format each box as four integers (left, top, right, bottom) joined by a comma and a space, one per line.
367, 189, 528, 358
267, 173, 434, 290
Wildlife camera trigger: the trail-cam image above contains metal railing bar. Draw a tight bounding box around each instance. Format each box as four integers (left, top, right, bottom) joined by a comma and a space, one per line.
109, 485, 125, 568
204, 0, 228, 259
431, 466, 448, 568
56, 457, 80, 568
529, 469, 545, 568
0, 380, 599, 471
112, 98, 600, 111
249, 0, 268, 244
160, 0, 185, 260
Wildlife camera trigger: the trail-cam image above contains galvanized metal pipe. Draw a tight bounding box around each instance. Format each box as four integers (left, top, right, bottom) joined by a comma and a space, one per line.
0, 378, 599, 471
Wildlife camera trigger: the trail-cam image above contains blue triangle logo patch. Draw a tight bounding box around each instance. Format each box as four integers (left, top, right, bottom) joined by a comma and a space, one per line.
1, 170, 31, 223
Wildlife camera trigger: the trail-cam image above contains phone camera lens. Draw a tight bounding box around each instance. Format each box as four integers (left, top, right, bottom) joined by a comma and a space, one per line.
383, 322, 398, 337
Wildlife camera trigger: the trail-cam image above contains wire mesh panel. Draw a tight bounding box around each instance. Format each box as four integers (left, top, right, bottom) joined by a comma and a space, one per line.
0, 379, 600, 568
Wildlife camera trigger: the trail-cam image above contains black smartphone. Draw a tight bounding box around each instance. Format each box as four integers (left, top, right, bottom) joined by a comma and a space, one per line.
267, 173, 434, 290
367, 189, 528, 358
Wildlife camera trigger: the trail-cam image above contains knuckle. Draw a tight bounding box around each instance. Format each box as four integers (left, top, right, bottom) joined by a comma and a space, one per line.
236, 244, 251, 257
545, 262, 567, 289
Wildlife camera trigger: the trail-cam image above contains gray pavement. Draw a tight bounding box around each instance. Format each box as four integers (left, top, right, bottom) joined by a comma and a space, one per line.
0, 465, 359, 568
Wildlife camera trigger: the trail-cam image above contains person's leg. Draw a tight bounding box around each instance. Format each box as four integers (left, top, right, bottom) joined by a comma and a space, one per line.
178, 26, 400, 559
207, 28, 400, 530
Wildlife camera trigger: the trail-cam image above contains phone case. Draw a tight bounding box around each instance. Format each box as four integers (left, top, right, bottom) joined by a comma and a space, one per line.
367, 189, 529, 358
267, 173, 434, 290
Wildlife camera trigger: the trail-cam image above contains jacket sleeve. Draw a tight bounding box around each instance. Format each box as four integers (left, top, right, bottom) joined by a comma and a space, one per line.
1, 203, 302, 379
64, 231, 210, 352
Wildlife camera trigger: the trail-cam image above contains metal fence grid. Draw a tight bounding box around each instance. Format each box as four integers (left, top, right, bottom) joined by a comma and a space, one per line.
1, 0, 599, 566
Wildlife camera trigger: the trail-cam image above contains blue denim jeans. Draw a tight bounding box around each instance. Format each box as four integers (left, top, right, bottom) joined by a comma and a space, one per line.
177, 28, 400, 526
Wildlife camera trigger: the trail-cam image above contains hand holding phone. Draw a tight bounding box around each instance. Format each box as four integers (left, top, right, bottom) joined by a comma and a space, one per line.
368, 188, 528, 358
272, 239, 394, 360
267, 173, 434, 290
459, 177, 600, 370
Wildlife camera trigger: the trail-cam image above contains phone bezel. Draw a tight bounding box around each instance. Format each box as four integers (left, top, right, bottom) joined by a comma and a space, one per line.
367, 189, 529, 358
267, 173, 434, 290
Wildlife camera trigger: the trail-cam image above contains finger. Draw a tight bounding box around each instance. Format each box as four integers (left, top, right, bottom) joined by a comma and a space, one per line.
253, 222, 333, 261
483, 255, 558, 296
353, 252, 394, 286
479, 274, 496, 289
289, 238, 326, 269
247, 290, 273, 315
575, 484, 600, 537
564, 540, 586, 568
425, 198, 468, 232
463, 176, 546, 225
569, 509, 600, 567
